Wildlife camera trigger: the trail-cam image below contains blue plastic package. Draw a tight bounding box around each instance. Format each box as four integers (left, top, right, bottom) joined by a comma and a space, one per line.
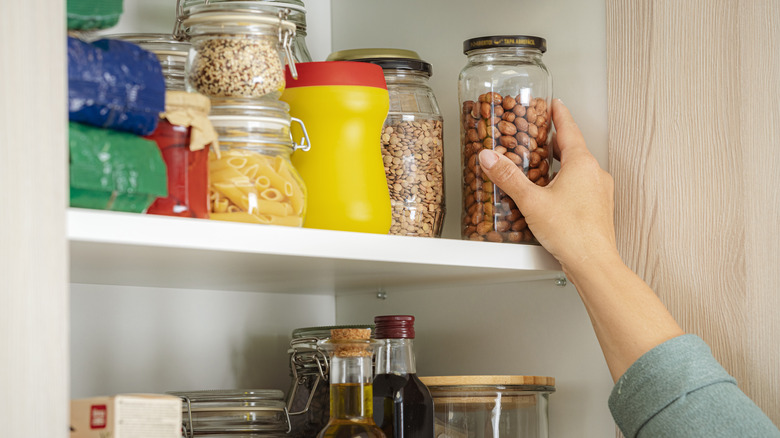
68, 36, 166, 136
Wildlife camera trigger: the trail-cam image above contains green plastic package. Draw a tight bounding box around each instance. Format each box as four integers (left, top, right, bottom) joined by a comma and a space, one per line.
69, 122, 168, 213
67, 0, 123, 31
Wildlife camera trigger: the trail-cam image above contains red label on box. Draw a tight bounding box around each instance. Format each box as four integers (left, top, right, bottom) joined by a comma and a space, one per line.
90, 404, 107, 429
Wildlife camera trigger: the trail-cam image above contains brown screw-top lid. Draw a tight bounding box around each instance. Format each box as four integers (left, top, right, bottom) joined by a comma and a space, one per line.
374, 315, 415, 339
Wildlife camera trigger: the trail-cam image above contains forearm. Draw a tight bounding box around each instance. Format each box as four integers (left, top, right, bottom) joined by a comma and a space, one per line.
564, 251, 684, 382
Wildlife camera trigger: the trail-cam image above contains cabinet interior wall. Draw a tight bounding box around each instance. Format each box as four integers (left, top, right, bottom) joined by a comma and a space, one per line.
71, 1, 617, 437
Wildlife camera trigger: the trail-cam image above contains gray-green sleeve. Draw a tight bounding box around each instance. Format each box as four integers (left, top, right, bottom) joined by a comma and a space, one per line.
608, 334, 780, 438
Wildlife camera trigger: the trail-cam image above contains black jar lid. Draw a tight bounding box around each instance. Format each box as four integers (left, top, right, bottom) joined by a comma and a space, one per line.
327, 48, 433, 77
463, 35, 547, 54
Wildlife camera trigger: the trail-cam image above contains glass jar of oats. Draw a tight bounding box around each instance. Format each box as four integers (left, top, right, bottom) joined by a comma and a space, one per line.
459, 35, 553, 244
182, 5, 297, 99
327, 49, 445, 237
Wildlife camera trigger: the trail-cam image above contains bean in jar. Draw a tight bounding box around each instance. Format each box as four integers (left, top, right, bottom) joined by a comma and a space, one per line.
381, 119, 444, 236
459, 36, 553, 244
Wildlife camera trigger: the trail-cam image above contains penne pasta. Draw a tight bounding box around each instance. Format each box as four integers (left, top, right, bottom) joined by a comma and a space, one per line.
208, 147, 305, 227
255, 175, 271, 189
260, 188, 283, 202
256, 199, 290, 217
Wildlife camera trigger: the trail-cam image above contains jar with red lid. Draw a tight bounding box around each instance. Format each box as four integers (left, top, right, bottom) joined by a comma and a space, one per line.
144, 90, 217, 218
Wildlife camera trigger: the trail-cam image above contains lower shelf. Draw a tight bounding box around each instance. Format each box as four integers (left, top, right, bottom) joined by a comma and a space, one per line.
68, 208, 563, 294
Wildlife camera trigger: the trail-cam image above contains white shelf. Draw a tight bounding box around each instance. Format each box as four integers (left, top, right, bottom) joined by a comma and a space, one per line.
68, 208, 563, 294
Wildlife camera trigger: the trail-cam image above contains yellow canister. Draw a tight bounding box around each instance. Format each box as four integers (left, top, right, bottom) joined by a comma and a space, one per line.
282, 61, 391, 234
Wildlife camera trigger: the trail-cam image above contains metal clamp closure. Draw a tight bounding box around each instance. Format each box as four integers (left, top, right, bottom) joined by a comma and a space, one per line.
278, 9, 298, 79
290, 117, 311, 152
287, 338, 328, 416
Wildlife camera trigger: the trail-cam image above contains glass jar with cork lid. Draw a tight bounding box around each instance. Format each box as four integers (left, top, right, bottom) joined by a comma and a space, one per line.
327, 48, 445, 238
316, 328, 384, 438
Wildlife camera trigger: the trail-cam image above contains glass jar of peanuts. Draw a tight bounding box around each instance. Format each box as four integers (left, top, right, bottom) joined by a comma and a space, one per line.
182, 4, 297, 99
458, 35, 553, 244
208, 99, 310, 226
327, 48, 445, 237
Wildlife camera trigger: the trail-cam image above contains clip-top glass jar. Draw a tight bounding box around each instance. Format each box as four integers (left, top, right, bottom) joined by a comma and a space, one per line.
326, 48, 445, 238
208, 98, 309, 226
182, 4, 297, 99
176, 0, 311, 63
109, 33, 190, 91
168, 389, 290, 437
459, 35, 553, 244
285, 325, 373, 438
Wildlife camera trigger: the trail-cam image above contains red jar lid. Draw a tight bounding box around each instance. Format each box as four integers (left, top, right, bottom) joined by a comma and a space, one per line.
374, 315, 415, 339
284, 61, 387, 89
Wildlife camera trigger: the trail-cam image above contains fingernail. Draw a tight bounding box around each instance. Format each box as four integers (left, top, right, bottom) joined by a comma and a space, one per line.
479, 149, 499, 169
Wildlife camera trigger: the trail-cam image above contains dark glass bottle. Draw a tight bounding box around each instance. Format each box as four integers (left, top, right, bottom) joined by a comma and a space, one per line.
373, 315, 434, 438
317, 328, 386, 438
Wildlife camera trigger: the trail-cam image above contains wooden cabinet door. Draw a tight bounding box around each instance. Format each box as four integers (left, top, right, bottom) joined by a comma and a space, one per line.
0, 1, 68, 436
607, 0, 780, 430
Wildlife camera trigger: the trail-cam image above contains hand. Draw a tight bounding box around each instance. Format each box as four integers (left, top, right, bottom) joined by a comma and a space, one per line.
478, 99, 619, 278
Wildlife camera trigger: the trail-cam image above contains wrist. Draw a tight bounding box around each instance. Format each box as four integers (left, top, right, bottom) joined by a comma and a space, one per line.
559, 246, 624, 288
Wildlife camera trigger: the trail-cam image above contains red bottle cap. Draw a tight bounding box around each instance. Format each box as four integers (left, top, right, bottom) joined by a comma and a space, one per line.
374, 315, 415, 339
284, 61, 387, 89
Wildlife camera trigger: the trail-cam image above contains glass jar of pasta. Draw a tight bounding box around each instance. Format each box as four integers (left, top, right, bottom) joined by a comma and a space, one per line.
208, 99, 310, 226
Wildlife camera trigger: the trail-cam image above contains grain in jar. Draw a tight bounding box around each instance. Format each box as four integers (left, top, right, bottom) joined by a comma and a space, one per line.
458, 36, 553, 244
182, 4, 297, 99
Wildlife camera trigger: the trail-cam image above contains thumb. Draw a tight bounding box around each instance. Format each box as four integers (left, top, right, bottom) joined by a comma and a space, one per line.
478, 149, 538, 213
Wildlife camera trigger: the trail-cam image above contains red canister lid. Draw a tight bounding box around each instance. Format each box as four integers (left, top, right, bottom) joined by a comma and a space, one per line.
284, 61, 387, 89
374, 315, 415, 339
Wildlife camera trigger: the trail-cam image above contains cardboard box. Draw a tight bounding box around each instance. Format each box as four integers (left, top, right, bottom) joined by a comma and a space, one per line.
71, 394, 182, 438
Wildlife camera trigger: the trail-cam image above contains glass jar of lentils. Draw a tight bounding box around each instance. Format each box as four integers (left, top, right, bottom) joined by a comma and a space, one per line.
458, 35, 552, 244
182, 4, 297, 100
327, 49, 445, 237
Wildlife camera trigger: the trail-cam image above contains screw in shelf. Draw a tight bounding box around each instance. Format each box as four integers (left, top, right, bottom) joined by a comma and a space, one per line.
376, 289, 387, 300
555, 277, 568, 287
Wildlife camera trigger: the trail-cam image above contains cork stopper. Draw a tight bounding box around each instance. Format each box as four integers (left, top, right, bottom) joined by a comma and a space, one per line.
330, 328, 372, 357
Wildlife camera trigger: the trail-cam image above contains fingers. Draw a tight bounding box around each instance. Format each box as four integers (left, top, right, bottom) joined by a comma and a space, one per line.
478, 149, 538, 212
550, 99, 589, 165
